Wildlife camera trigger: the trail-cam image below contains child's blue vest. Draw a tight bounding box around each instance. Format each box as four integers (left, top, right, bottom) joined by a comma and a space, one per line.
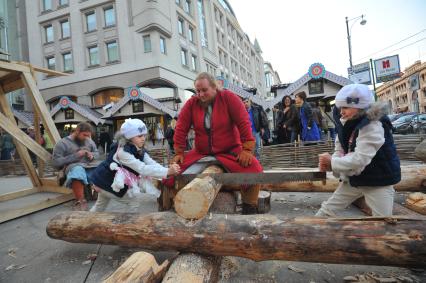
90, 143, 145, 198
333, 108, 401, 187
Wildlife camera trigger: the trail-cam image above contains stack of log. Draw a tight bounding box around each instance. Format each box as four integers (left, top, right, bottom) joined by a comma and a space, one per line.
46, 163, 426, 281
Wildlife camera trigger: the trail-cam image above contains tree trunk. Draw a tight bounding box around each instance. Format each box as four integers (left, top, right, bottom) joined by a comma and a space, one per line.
163, 189, 236, 283
222, 165, 426, 192
47, 211, 426, 268
174, 165, 224, 219
103, 252, 170, 283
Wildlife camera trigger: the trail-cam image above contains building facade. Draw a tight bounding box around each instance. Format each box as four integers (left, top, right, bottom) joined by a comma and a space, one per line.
376, 60, 426, 114
264, 61, 281, 100
21, 0, 267, 136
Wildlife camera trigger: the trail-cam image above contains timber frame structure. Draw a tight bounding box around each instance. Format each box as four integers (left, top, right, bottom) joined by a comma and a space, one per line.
0, 60, 72, 223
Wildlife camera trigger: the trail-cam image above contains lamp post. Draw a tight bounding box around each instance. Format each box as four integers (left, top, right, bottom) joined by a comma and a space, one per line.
345, 15, 367, 72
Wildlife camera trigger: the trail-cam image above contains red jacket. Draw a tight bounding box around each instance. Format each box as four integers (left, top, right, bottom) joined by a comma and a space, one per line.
174, 89, 254, 155
165, 89, 262, 183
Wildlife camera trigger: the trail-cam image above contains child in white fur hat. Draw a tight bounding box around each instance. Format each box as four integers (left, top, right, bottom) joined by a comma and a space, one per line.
316, 84, 401, 217
90, 118, 180, 212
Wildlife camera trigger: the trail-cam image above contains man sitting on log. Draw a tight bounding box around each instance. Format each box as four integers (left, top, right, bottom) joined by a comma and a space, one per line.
317, 84, 401, 217
52, 122, 99, 210
164, 72, 263, 214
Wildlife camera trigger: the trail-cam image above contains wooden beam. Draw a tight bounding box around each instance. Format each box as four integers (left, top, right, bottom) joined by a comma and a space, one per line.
0, 60, 31, 73
0, 72, 24, 93
0, 192, 74, 223
46, 211, 426, 268
31, 65, 69, 77
0, 111, 51, 161
20, 71, 61, 143
0, 87, 41, 187
0, 188, 39, 202
39, 185, 70, 194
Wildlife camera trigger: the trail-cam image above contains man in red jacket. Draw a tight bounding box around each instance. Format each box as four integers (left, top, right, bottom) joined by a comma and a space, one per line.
170, 72, 263, 214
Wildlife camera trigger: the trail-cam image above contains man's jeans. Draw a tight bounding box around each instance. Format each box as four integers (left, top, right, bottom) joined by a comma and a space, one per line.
254, 131, 261, 160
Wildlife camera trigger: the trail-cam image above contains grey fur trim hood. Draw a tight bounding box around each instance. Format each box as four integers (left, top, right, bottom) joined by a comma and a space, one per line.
366, 101, 389, 121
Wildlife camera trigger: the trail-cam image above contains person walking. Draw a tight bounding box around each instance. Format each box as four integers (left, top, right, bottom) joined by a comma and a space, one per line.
295, 91, 320, 142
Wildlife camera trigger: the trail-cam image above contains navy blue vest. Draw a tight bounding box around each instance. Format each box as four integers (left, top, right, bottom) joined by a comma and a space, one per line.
90, 143, 145, 198
333, 107, 401, 187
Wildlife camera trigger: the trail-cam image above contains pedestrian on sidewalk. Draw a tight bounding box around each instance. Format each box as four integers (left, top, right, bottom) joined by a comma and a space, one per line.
52, 122, 99, 210
316, 84, 401, 217
89, 118, 180, 212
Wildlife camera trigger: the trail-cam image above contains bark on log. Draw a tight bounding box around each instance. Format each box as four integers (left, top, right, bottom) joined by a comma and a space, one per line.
174, 165, 224, 219
103, 251, 170, 283
47, 211, 426, 268
222, 165, 426, 192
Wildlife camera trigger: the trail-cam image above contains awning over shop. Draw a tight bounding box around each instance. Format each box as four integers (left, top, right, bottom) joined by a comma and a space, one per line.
50, 96, 106, 125
103, 87, 177, 119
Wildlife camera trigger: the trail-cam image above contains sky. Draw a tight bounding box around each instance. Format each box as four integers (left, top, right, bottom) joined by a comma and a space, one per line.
228, 0, 426, 83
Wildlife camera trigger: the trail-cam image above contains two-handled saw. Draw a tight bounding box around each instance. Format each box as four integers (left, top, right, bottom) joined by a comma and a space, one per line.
176, 170, 326, 185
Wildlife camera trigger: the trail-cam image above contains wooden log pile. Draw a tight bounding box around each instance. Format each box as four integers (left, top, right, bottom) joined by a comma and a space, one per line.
47, 211, 426, 268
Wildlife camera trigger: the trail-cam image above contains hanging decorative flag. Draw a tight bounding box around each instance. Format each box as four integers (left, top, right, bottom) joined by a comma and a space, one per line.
308, 63, 326, 79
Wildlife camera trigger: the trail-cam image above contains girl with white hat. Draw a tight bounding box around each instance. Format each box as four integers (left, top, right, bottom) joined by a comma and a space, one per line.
90, 118, 180, 212
316, 84, 401, 216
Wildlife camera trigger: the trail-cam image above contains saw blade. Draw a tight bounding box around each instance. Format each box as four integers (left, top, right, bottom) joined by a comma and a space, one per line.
176, 171, 326, 185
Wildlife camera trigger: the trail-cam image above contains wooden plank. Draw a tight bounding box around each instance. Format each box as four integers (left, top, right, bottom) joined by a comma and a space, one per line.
0, 111, 51, 161
0, 192, 74, 223
0, 88, 41, 187
30, 65, 69, 77
0, 60, 30, 73
40, 185, 71, 194
0, 188, 39, 202
21, 71, 61, 143
103, 252, 170, 283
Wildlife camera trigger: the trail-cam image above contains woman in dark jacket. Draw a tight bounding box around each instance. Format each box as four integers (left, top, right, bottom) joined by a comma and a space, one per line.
295, 91, 320, 142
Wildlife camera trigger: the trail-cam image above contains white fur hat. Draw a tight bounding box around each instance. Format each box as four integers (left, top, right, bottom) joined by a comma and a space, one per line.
335, 84, 374, 109
120, 118, 148, 139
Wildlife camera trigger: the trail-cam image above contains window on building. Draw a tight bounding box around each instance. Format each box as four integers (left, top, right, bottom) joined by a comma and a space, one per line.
197, 0, 208, 47
143, 35, 151, 53
160, 37, 166, 54
184, 0, 191, 14
178, 18, 184, 35
61, 20, 70, 38
181, 49, 188, 66
63, 52, 73, 71
65, 108, 74, 120
92, 88, 124, 106
132, 100, 144, 113
46, 56, 55, 70
308, 79, 324, 95
189, 26, 194, 42
59, 0, 68, 6
45, 25, 53, 43
191, 54, 197, 71
104, 6, 115, 27
86, 12, 96, 32
88, 46, 99, 66
106, 41, 118, 62
43, 0, 52, 11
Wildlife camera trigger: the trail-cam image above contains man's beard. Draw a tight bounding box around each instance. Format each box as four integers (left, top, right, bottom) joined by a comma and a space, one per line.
75, 137, 85, 146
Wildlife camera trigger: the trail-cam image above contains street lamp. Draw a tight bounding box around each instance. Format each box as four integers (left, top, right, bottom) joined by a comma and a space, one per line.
345, 14, 367, 72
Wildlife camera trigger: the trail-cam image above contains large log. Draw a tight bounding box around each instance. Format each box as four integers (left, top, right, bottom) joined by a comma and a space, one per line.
47, 211, 426, 268
222, 164, 426, 192
174, 165, 224, 219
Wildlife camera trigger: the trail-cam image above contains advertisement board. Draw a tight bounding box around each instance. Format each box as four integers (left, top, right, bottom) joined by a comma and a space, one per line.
374, 55, 401, 83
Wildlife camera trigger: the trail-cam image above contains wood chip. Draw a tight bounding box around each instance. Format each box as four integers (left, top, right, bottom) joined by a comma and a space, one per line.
288, 264, 305, 273
5, 264, 26, 271
82, 260, 92, 265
